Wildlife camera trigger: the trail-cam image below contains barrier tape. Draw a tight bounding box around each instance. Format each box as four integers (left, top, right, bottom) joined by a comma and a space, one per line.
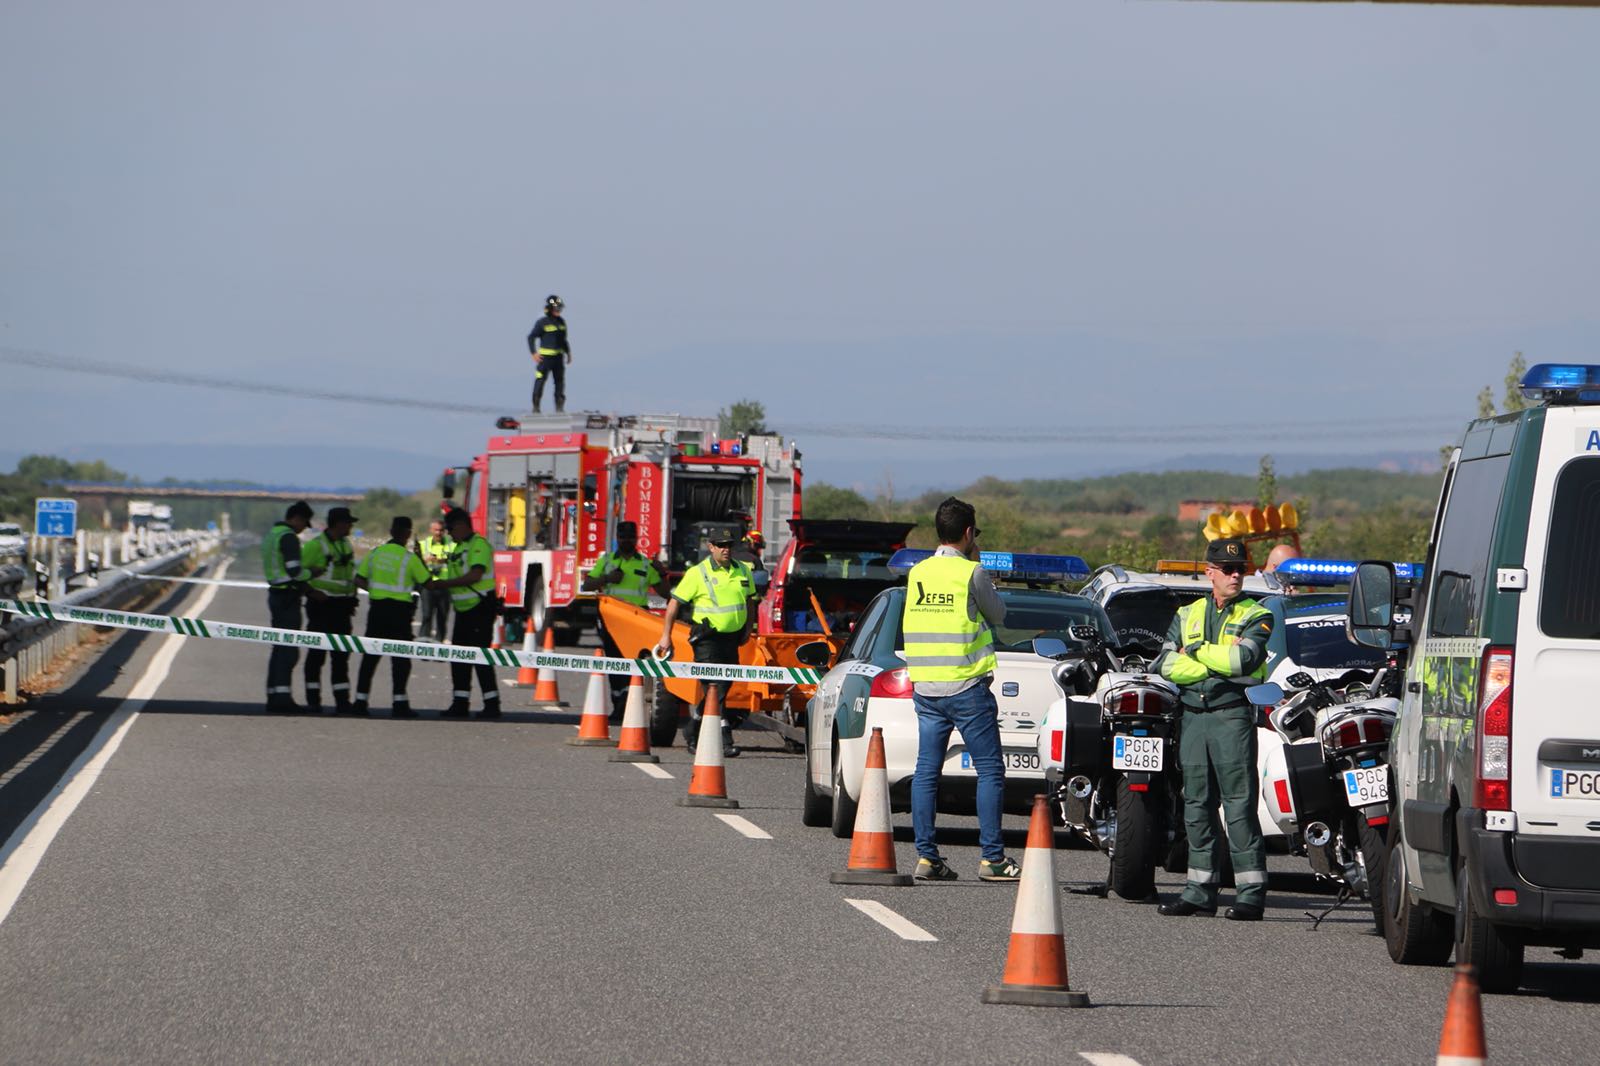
131, 573, 270, 590
0, 599, 825, 686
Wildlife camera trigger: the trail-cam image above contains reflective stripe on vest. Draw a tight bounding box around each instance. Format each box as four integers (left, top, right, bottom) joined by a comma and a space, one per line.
1178, 597, 1271, 682
418, 536, 453, 571
306, 533, 357, 595
362, 543, 421, 601
448, 535, 496, 611
592, 552, 654, 607
901, 555, 996, 683
690, 559, 751, 633
262, 523, 299, 587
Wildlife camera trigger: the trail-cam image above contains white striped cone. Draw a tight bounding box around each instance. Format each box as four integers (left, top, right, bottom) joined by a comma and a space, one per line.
513, 626, 539, 686
677, 704, 738, 809
982, 795, 1089, 1007
610, 677, 658, 763
831, 727, 911, 885
567, 664, 612, 746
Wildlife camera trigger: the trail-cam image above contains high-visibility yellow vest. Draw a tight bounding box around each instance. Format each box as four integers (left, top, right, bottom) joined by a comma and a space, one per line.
447, 535, 496, 611
589, 551, 661, 608
358, 542, 432, 602
1175, 596, 1272, 684
262, 522, 301, 588
672, 558, 753, 634
302, 533, 357, 596
901, 555, 996, 683
418, 535, 454, 573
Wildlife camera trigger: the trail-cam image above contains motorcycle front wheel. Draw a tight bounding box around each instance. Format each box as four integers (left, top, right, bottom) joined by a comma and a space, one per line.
1111, 777, 1163, 902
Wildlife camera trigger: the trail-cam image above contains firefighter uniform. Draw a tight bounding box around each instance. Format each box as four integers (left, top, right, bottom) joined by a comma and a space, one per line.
670, 555, 755, 749
262, 505, 312, 710
1156, 539, 1274, 913
445, 527, 501, 717
587, 541, 664, 715
301, 513, 359, 711
527, 299, 570, 413
353, 537, 433, 716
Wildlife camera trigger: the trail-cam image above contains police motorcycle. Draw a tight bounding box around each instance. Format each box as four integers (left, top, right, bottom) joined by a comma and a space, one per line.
1034, 626, 1185, 902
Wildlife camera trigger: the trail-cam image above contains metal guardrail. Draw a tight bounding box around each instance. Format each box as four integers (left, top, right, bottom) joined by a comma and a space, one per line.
0, 534, 221, 701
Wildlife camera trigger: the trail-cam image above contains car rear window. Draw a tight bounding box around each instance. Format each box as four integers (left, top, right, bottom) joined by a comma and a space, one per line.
1101, 588, 1205, 654
1281, 614, 1389, 671
1540, 456, 1600, 639
788, 549, 896, 581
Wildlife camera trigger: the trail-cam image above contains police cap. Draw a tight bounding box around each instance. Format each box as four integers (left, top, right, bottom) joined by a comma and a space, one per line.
616, 521, 638, 538
326, 506, 358, 525
1205, 538, 1247, 566
286, 500, 314, 520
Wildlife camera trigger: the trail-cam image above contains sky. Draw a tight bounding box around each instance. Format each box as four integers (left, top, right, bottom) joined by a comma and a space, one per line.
4, 1, 1600, 493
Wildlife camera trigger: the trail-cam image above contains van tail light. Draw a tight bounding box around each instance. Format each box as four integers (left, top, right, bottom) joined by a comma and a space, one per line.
1050, 729, 1064, 763
1473, 647, 1514, 811
870, 668, 913, 700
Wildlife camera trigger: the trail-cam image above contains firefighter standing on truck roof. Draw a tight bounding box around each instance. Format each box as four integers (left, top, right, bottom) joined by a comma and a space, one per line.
428, 508, 502, 719
352, 516, 434, 718
581, 521, 671, 721
528, 294, 570, 414
652, 533, 757, 758
300, 506, 360, 714
263, 500, 314, 712
1155, 536, 1274, 921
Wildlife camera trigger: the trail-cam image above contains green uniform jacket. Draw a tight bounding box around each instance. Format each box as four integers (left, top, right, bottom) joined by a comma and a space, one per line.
1153, 595, 1273, 712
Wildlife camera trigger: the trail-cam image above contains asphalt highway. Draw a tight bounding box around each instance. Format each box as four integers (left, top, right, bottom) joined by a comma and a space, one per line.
1, 557, 1596, 1065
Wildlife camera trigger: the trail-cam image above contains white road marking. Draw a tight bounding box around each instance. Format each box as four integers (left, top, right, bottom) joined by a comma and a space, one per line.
844, 898, 938, 942
714, 813, 772, 839
632, 763, 673, 780
1079, 1054, 1144, 1066
0, 559, 231, 928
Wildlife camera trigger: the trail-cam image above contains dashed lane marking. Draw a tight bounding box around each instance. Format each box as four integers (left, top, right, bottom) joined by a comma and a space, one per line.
844, 898, 937, 942
1079, 1055, 1144, 1066
714, 813, 772, 839
632, 763, 673, 780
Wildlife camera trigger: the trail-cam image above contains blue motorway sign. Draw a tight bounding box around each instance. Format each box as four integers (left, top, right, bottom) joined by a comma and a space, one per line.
35, 497, 78, 538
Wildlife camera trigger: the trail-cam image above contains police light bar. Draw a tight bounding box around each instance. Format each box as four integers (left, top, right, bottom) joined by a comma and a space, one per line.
1273, 558, 1424, 586
887, 548, 1090, 581
1519, 363, 1600, 406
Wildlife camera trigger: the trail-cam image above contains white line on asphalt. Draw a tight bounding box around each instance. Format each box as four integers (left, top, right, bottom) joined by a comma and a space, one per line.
1079, 1054, 1145, 1066
714, 813, 772, 839
843, 898, 938, 942
633, 763, 673, 780
0, 558, 231, 928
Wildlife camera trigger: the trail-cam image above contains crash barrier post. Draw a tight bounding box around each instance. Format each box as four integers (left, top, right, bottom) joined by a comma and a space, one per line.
1436, 964, 1487, 1066
568, 650, 613, 746
532, 628, 565, 706
981, 794, 1090, 1008
678, 703, 738, 809
830, 727, 912, 886
610, 676, 658, 763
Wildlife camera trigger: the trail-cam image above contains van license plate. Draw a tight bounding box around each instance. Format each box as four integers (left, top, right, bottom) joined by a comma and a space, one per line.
959, 750, 1040, 772
1113, 735, 1163, 772
1551, 770, 1600, 799
1343, 767, 1389, 805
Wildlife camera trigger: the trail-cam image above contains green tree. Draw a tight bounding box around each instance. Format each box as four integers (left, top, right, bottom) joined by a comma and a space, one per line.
1256, 454, 1278, 510
718, 399, 770, 436
1502, 351, 1530, 414
802, 482, 872, 520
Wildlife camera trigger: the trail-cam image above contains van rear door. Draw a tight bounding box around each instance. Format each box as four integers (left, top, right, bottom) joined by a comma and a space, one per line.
1513, 408, 1600, 835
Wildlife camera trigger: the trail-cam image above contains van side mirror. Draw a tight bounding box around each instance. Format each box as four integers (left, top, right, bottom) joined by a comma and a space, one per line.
1348, 560, 1397, 650
795, 640, 834, 669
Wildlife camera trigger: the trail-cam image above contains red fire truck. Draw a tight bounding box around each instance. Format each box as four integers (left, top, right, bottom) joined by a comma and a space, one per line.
444, 411, 800, 639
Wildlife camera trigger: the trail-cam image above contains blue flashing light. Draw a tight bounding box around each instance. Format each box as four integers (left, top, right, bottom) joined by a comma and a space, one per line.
1274, 558, 1424, 586
1520, 363, 1600, 405
710, 440, 721, 455
887, 548, 1090, 581
729, 442, 742, 457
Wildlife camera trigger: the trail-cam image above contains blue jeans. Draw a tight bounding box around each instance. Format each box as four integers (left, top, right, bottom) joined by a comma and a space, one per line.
912, 681, 1005, 862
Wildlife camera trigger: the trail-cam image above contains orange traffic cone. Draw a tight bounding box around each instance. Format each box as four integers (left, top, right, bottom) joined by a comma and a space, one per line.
513, 624, 539, 687
567, 651, 612, 746
830, 727, 911, 886
532, 627, 565, 706
490, 617, 504, 650
610, 676, 658, 763
1436, 964, 1487, 1066
981, 794, 1090, 1008
677, 702, 738, 809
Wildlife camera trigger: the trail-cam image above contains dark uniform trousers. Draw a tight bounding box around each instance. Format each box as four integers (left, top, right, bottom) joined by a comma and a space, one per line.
684, 630, 748, 747
596, 617, 631, 714
303, 596, 357, 705
356, 599, 416, 704
266, 588, 303, 697
531, 356, 565, 412
450, 599, 501, 703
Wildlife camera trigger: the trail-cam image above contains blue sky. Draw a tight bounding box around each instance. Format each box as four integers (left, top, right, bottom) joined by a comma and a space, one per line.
4, 2, 1598, 491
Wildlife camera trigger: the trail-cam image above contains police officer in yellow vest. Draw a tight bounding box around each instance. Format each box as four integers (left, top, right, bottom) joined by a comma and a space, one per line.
352, 516, 434, 718
262, 499, 314, 712
901, 496, 1020, 882
582, 521, 670, 719
301, 506, 360, 713
427, 508, 502, 719
415, 519, 454, 641
1155, 537, 1275, 920
653, 532, 756, 757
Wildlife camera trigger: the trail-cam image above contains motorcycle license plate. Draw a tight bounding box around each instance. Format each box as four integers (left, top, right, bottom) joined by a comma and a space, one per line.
1343, 767, 1389, 806
1113, 735, 1163, 772
959, 750, 1041, 772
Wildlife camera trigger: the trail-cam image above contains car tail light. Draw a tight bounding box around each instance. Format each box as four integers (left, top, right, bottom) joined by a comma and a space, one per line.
769, 580, 784, 625
1050, 729, 1064, 763
870, 668, 913, 700
1474, 647, 1514, 811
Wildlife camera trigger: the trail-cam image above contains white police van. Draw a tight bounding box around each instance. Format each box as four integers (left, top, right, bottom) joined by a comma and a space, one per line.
1347, 363, 1600, 992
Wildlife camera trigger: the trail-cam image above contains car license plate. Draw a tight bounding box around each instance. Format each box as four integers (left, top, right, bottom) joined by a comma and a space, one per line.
958, 750, 1041, 772
1343, 766, 1389, 806
1551, 769, 1600, 799
1112, 735, 1162, 772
